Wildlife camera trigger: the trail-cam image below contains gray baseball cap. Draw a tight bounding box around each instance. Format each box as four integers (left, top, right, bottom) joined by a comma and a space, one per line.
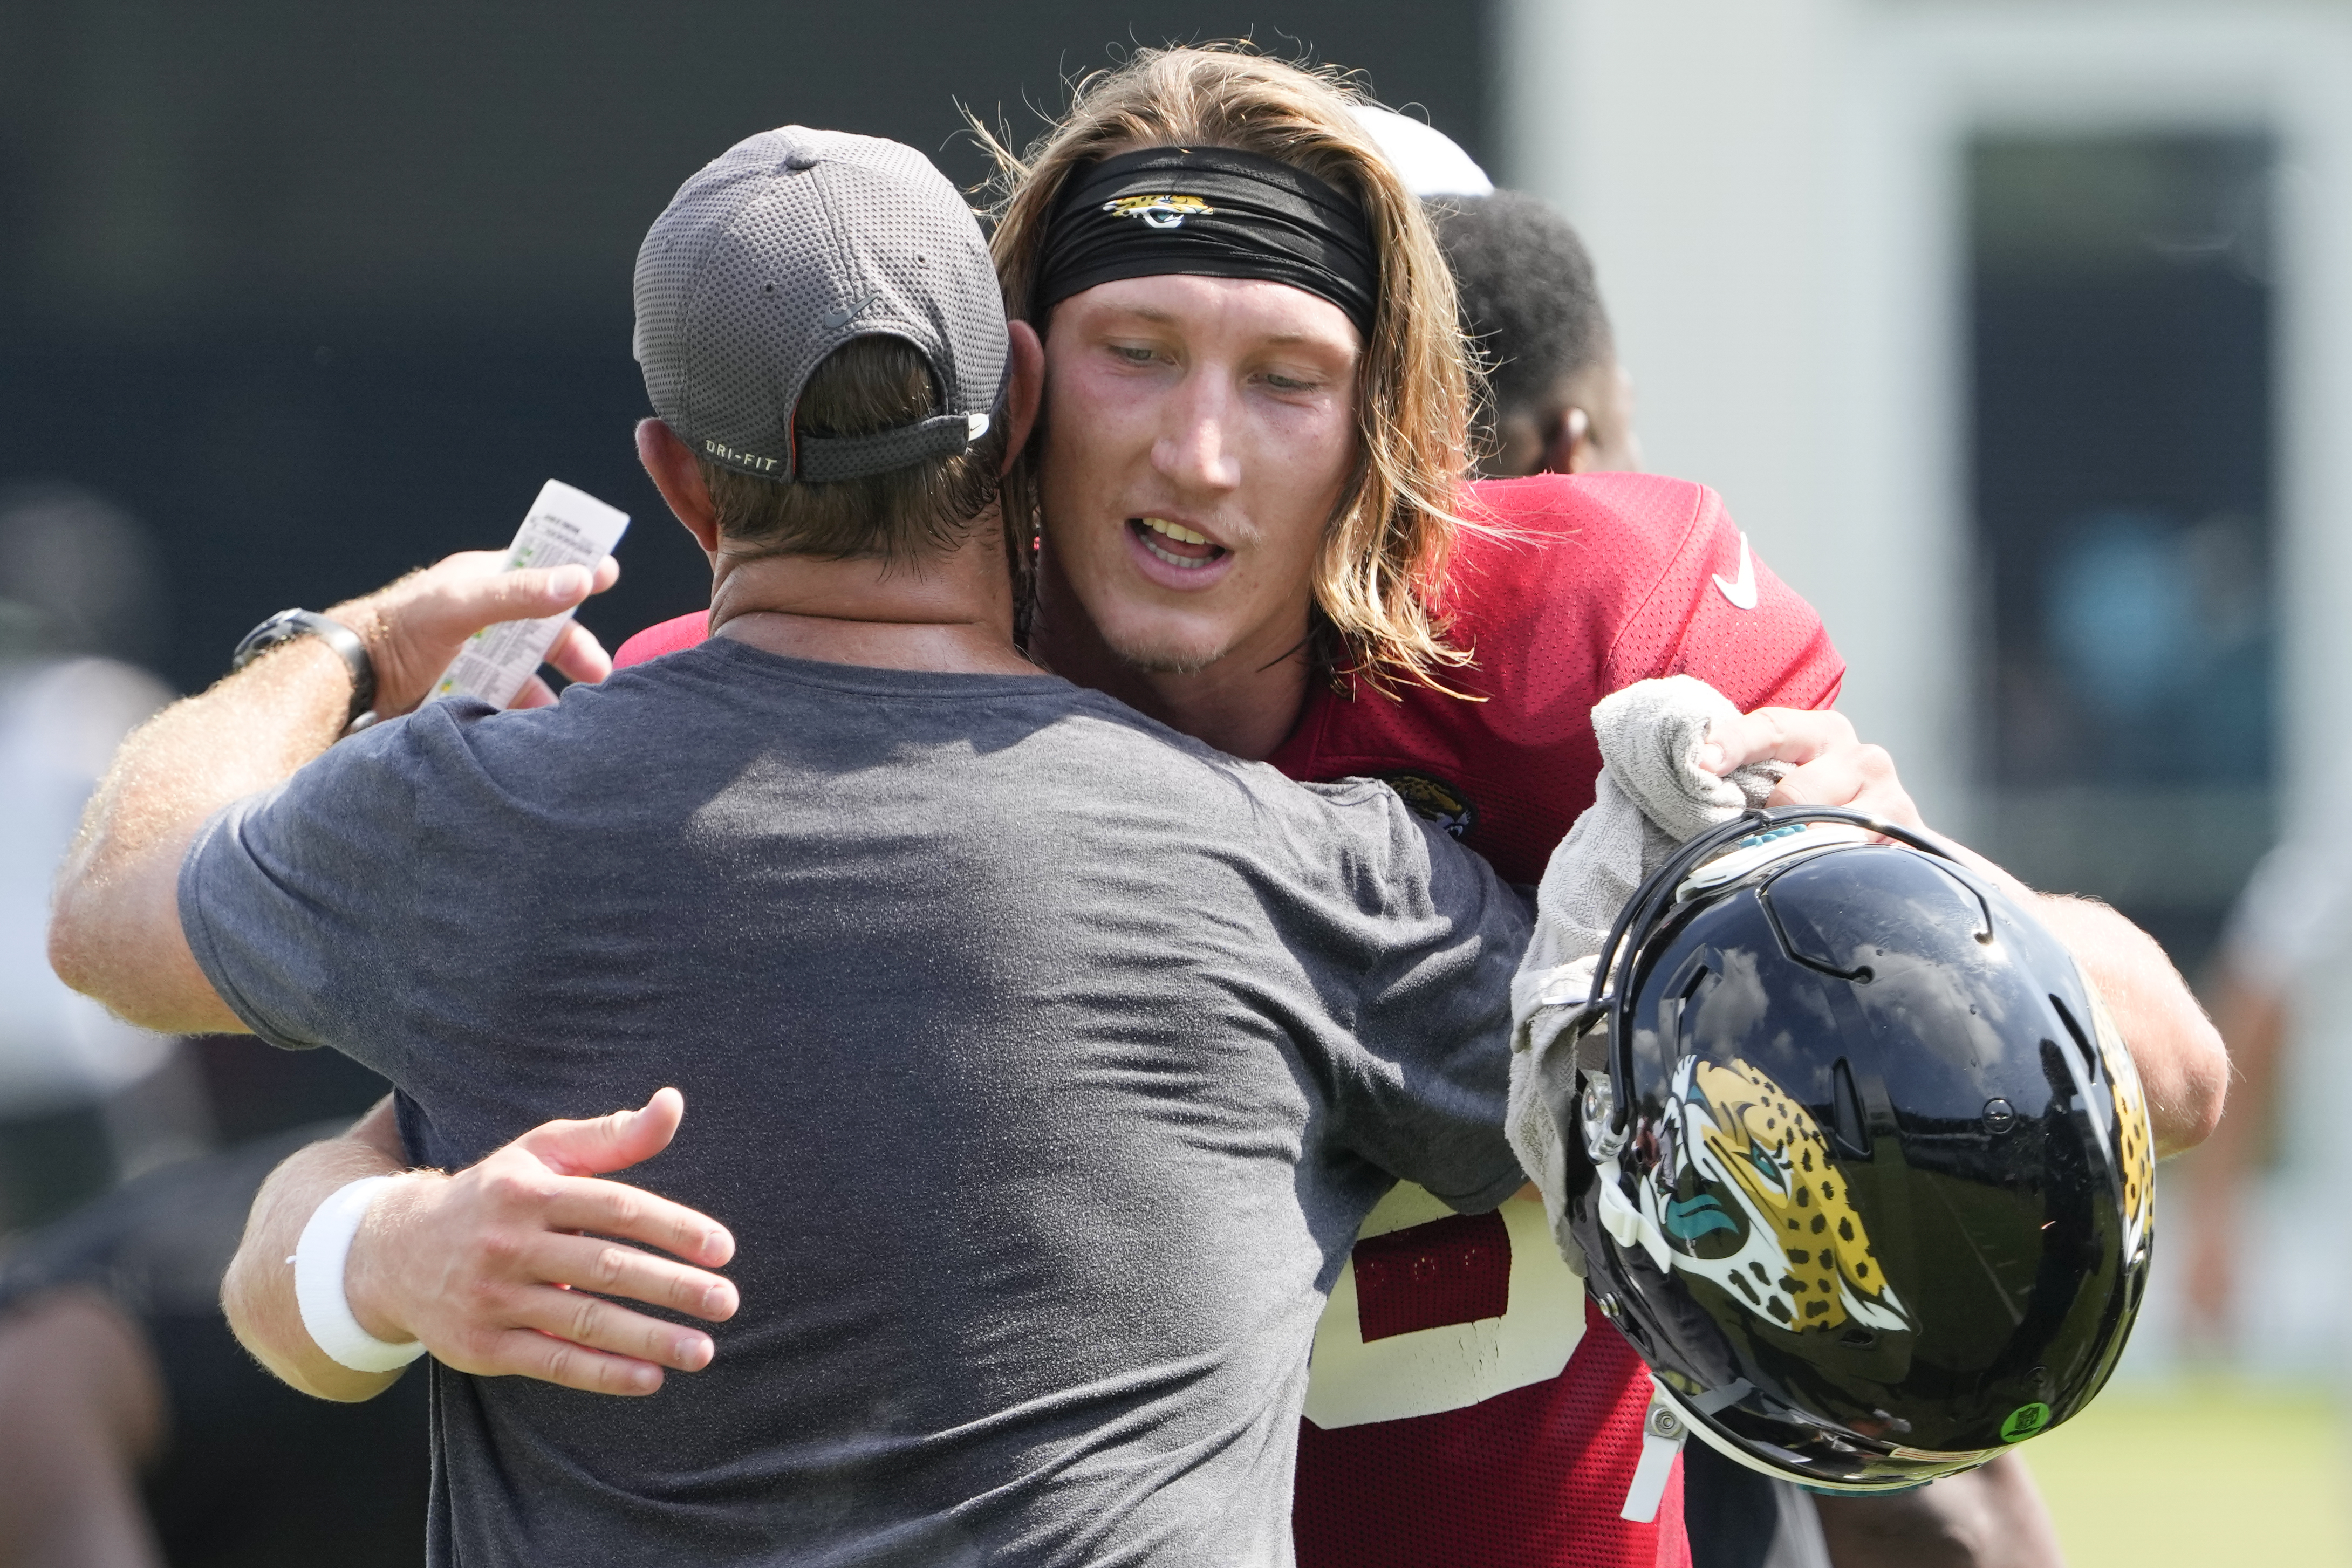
633, 126, 1008, 483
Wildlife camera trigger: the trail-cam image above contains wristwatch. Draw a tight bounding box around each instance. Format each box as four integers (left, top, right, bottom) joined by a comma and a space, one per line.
231, 608, 378, 730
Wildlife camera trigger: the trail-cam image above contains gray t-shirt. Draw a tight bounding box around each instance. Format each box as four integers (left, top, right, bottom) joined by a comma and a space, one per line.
181, 638, 1530, 1568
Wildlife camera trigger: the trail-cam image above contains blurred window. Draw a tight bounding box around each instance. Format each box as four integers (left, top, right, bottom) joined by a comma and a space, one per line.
1969, 133, 2275, 958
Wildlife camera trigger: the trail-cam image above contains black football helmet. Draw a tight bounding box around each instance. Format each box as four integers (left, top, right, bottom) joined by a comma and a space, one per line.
1545, 806, 2155, 1494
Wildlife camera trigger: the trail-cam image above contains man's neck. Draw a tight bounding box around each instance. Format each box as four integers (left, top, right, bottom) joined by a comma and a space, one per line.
708, 530, 1036, 678
1028, 569, 1312, 763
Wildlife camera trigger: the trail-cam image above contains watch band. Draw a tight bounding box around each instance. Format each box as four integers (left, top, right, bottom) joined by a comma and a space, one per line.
231, 608, 377, 729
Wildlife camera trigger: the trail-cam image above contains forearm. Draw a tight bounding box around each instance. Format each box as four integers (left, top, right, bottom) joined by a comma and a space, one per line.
2030, 893, 2227, 1156
50, 636, 354, 1033
222, 1097, 415, 1402
1815, 1452, 2063, 1568
231, 1088, 736, 1400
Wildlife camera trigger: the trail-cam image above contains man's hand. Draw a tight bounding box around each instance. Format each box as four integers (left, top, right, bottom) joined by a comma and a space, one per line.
50, 549, 619, 1035
1695, 707, 1921, 830
1698, 706, 2226, 1155
224, 1090, 737, 1402
350, 1088, 736, 1396
330, 551, 620, 718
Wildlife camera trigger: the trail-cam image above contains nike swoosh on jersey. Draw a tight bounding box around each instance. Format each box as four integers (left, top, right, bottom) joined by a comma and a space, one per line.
1714, 532, 1759, 610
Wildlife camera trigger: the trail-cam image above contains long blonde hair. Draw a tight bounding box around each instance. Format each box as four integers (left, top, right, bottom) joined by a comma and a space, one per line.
977, 44, 1476, 692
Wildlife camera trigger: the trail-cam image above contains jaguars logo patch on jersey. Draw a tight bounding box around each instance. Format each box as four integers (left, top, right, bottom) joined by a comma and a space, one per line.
1102, 194, 1214, 230
1381, 772, 1477, 839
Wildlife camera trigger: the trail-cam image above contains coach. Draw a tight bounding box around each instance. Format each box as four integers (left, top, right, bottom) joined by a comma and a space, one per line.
51, 129, 1542, 1566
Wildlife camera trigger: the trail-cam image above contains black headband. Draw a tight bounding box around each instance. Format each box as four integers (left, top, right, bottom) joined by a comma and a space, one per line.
1034, 146, 1379, 338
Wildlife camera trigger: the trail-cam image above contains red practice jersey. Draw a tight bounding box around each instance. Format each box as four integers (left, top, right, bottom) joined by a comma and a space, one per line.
611, 471, 1843, 1568
1272, 474, 1838, 1568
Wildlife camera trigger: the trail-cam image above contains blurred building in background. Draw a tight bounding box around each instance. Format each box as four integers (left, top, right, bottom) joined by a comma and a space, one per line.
1504, 0, 2352, 1376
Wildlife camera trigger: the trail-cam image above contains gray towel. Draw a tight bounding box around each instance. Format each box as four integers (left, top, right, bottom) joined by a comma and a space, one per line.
1506, 675, 1783, 1272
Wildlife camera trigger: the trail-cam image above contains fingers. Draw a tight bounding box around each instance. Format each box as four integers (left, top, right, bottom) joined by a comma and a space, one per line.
469, 565, 615, 711
395, 552, 612, 652
527, 1230, 738, 1324
1697, 708, 1857, 775
494, 553, 617, 618
537, 1175, 735, 1270
491, 592, 616, 714
543, 618, 614, 687
1692, 706, 1928, 834
521, 1296, 712, 1376
497, 1276, 717, 1372
346, 1119, 739, 1400
475, 1327, 671, 1396
464, 562, 598, 627
425, 1241, 725, 1393
334, 551, 618, 714
517, 1089, 687, 1179
1766, 744, 1923, 831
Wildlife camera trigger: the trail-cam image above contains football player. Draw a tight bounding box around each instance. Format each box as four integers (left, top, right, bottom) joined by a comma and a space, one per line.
224, 43, 2223, 1568
1428, 184, 2066, 1568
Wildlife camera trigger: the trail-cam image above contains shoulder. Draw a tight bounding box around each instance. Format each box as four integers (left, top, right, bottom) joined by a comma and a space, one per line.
1445, 472, 1835, 703
614, 611, 710, 669
1048, 696, 1441, 887
242, 700, 480, 825
1455, 469, 1712, 563
1275, 473, 1843, 884
274, 682, 631, 819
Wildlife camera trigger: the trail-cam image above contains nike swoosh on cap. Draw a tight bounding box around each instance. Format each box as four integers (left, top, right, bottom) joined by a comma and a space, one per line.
1714, 532, 1759, 611
821, 293, 877, 330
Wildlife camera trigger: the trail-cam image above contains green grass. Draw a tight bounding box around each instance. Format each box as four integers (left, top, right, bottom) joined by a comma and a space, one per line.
2023, 1377, 2350, 1565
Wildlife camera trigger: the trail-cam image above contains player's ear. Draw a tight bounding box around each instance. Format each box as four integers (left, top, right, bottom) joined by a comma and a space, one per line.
999, 321, 1045, 476
1542, 406, 1595, 476
636, 419, 721, 558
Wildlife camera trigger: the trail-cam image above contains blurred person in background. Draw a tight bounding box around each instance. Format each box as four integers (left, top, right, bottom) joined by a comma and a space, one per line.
0, 485, 427, 1566
0, 1123, 429, 1567
1408, 146, 2065, 1568
2181, 840, 2340, 1350
1428, 190, 1641, 481
0, 484, 191, 1230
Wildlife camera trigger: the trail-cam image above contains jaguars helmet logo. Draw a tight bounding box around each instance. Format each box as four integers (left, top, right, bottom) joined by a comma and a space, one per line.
1102, 194, 1215, 230
2083, 980, 2155, 1266
1636, 1057, 1911, 1336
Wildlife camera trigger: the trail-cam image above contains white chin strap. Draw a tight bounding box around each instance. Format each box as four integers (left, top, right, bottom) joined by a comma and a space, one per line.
1621, 1377, 1690, 1523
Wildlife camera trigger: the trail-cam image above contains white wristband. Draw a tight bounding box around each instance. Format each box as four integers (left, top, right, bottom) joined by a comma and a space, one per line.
293, 1175, 428, 1373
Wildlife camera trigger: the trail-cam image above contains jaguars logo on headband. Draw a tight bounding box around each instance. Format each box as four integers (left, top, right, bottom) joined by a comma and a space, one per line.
1102, 194, 1215, 230
1621, 1057, 1912, 1338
